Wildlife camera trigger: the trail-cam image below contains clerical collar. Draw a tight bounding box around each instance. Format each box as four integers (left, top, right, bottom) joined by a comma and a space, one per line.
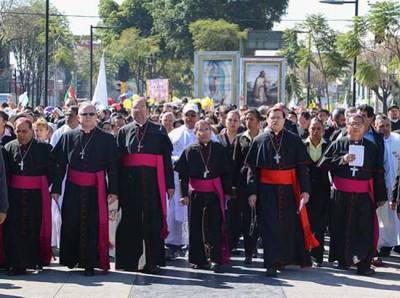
266, 128, 283, 138
81, 127, 96, 134
134, 120, 148, 128
200, 141, 209, 147
349, 137, 363, 144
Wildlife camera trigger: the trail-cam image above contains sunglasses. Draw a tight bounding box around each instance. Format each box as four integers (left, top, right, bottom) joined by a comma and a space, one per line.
79, 112, 96, 117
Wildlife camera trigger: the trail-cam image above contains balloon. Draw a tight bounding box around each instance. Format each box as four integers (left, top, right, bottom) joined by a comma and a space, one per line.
112, 103, 122, 111
108, 98, 116, 105
123, 99, 132, 110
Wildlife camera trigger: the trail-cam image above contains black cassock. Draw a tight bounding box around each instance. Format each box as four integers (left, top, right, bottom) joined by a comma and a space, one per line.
175, 141, 232, 266
233, 131, 259, 258
51, 127, 119, 270
246, 129, 312, 268
115, 121, 174, 270
318, 136, 386, 267
2, 139, 53, 270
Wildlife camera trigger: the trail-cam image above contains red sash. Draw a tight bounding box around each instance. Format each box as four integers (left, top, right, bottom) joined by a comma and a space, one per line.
189, 178, 230, 264
332, 176, 379, 250
260, 168, 319, 251
7, 175, 52, 265
68, 169, 109, 271
122, 153, 168, 239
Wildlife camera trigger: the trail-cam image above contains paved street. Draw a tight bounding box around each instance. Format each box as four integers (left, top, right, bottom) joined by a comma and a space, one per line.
0, 249, 399, 298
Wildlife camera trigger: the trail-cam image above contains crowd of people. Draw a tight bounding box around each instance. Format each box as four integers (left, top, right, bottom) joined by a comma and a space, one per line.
0, 95, 399, 278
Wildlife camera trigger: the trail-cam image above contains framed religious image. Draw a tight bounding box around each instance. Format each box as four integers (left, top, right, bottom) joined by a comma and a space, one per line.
240, 57, 286, 107
194, 51, 240, 106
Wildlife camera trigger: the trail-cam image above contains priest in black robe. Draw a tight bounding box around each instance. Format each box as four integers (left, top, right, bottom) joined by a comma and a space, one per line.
115, 97, 174, 274
51, 103, 119, 276
2, 117, 53, 275
176, 120, 232, 273
318, 113, 387, 275
246, 106, 318, 277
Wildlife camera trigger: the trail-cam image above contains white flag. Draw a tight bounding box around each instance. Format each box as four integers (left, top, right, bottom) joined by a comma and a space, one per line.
91, 52, 108, 107
18, 91, 29, 107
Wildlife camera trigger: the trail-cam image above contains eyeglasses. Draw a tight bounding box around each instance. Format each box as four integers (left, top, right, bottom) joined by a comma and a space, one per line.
79, 112, 96, 117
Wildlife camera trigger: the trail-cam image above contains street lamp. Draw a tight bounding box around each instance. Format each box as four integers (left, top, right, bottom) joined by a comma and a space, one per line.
320, 0, 359, 107
89, 25, 117, 99
44, 0, 49, 106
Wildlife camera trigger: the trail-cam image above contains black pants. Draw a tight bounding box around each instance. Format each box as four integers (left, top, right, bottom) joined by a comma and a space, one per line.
239, 192, 258, 258
189, 192, 222, 265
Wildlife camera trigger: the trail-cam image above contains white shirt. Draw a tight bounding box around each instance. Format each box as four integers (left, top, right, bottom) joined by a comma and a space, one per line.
50, 124, 81, 147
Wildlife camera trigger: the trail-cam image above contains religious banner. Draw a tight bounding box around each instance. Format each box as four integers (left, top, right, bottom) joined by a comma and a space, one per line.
194, 51, 240, 106
146, 79, 169, 102
240, 57, 286, 107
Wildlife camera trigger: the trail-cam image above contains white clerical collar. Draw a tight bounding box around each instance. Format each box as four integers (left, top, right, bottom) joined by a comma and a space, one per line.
134, 120, 148, 127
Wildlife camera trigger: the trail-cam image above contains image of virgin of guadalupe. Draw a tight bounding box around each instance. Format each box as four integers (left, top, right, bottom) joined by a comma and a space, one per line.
205, 61, 225, 102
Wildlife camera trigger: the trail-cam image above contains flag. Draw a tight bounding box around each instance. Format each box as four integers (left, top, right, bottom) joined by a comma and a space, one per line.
92, 52, 108, 107
18, 91, 29, 107
64, 81, 76, 101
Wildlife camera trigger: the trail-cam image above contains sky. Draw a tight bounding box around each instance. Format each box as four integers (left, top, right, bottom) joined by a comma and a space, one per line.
51, 0, 378, 35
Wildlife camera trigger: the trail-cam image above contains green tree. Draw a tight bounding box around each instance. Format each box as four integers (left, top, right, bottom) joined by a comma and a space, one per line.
279, 17, 348, 107
146, 0, 289, 58
2, 0, 74, 105
108, 28, 160, 94
337, 0, 400, 112
189, 19, 246, 51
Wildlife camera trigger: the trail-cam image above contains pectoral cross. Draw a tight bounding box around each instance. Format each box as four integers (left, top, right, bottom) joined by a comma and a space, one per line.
18, 160, 24, 171
137, 143, 143, 152
203, 167, 210, 178
350, 166, 359, 177
273, 153, 281, 164
80, 150, 85, 160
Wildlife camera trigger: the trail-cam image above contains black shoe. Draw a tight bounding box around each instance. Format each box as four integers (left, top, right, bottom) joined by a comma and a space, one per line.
357, 266, 375, 276
378, 247, 392, 257
143, 265, 161, 274
7, 268, 26, 276
84, 268, 95, 276
191, 263, 210, 270
265, 267, 277, 277
336, 262, 349, 270
244, 256, 252, 265
230, 249, 241, 255
393, 246, 400, 254
210, 262, 223, 273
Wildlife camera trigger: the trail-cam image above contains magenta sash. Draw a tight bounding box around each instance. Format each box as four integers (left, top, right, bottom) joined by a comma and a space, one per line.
68, 169, 109, 271
0, 225, 4, 264
332, 176, 379, 250
9, 175, 52, 265
122, 153, 168, 239
189, 177, 230, 264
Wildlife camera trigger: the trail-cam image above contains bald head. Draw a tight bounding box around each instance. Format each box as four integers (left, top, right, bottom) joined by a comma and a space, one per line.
132, 97, 148, 124
78, 103, 97, 131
